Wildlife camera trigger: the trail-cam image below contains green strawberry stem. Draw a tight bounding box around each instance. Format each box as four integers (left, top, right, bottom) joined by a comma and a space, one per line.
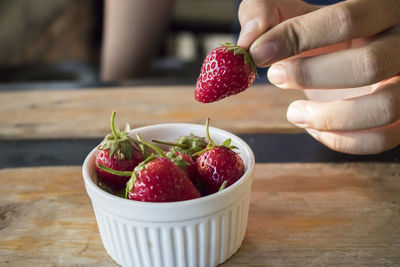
142, 141, 190, 171
218, 181, 227, 192
125, 154, 156, 198
193, 118, 238, 156
205, 117, 238, 150
136, 133, 147, 158
99, 111, 141, 159
192, 118, 216, 156
205, 117, 216, 147
141, 141, 166, 157
152, 139, 187, 148
154, 134, 207, 156
97, 163, 132, 176
110, 111, 119, 140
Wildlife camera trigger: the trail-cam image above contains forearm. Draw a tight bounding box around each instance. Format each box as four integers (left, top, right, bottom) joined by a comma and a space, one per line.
101, 0, 175, 81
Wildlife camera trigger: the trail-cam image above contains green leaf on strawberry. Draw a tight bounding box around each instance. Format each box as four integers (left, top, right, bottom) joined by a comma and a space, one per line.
166, 147, 190, 170
98, 111, 141, 159
141, 140, 190, 171
152, 133, 207, 156
194, 118, 238, 156
220, 42, 257, 74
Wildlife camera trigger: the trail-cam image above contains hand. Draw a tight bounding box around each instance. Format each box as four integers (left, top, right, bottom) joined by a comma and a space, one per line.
238, 0, 400, 155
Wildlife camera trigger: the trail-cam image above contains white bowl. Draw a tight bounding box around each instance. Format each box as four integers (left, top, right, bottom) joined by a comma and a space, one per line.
82, 123, 255, 267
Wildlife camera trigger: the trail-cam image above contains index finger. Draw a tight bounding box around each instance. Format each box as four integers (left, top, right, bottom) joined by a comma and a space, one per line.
250, 0, 400, 67
237, 0, 318, 49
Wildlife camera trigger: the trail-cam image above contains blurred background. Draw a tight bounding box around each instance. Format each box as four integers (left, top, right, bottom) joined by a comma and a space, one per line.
0, 0, 342, 89
0, 0, 239, 89
2, 0, 399, 168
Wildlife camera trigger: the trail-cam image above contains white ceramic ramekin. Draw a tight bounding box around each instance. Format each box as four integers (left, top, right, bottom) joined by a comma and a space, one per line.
82, 123, 255, 267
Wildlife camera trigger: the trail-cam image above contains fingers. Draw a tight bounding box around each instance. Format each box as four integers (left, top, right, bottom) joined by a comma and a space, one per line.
268, 25, 400, 89
287, 78, 400, 131
289, 78, 400, 154
237, 0, 317, 49
250, 0, 400, 67
237, 0, 279, 50
306, 120, 400, 155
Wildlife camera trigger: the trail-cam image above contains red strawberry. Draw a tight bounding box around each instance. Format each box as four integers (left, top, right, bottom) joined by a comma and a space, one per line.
194, 42, 256, 103
98, 154, 201, 202
144, 140, 199, 186
151, 134, 207, 184
127, 156, 200, 202
95, 111, 144, 193
195, 118, 245, 195
166, 147, 199, 185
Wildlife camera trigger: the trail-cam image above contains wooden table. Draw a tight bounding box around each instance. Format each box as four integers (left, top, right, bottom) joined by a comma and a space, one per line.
0, 85, 303, 140
1, 163, 399, 266
1, 85, 399, 266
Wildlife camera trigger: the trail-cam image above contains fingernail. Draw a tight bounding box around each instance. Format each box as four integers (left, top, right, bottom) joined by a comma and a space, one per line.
251, 42, 278, 66
238, 20, 259, 45
268, 64, 286, 85
287, 101, 310, 126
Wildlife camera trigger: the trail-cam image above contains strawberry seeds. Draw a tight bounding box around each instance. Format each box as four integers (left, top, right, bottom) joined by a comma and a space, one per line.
95, 113, 245, 202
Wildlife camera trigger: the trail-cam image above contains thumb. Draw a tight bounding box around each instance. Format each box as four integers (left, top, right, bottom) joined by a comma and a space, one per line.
237, 0, 318, 50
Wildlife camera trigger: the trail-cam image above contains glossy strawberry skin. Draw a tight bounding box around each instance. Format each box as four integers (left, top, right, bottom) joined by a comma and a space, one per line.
95, 148, 144, 192
196, 147, 245, 195
195, 46, 255, 103
175, 151, 199, 185
128, 157, 201, 202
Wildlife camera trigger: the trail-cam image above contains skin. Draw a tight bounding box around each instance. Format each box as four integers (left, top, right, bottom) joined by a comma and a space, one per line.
237, 0, 400, 155
101, 0, 175, 80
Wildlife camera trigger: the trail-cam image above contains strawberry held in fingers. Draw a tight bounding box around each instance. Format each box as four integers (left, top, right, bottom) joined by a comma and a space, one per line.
195, 42, 256, 103
195, 118, 245, 195
95, 111, 144, 193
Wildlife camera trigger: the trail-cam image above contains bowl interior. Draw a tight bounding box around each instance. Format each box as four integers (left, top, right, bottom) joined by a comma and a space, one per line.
82, 123, 255, 219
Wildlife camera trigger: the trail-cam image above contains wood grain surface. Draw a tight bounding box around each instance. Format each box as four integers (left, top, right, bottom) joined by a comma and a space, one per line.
0, 85, 304, 140
1, 163, 399, 266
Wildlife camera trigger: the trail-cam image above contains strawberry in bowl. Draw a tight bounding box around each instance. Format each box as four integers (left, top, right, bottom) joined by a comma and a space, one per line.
194, 118, 245, 195
152, 133, 207, 186
98, 140, 201, 202
95, 111, 144, 194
